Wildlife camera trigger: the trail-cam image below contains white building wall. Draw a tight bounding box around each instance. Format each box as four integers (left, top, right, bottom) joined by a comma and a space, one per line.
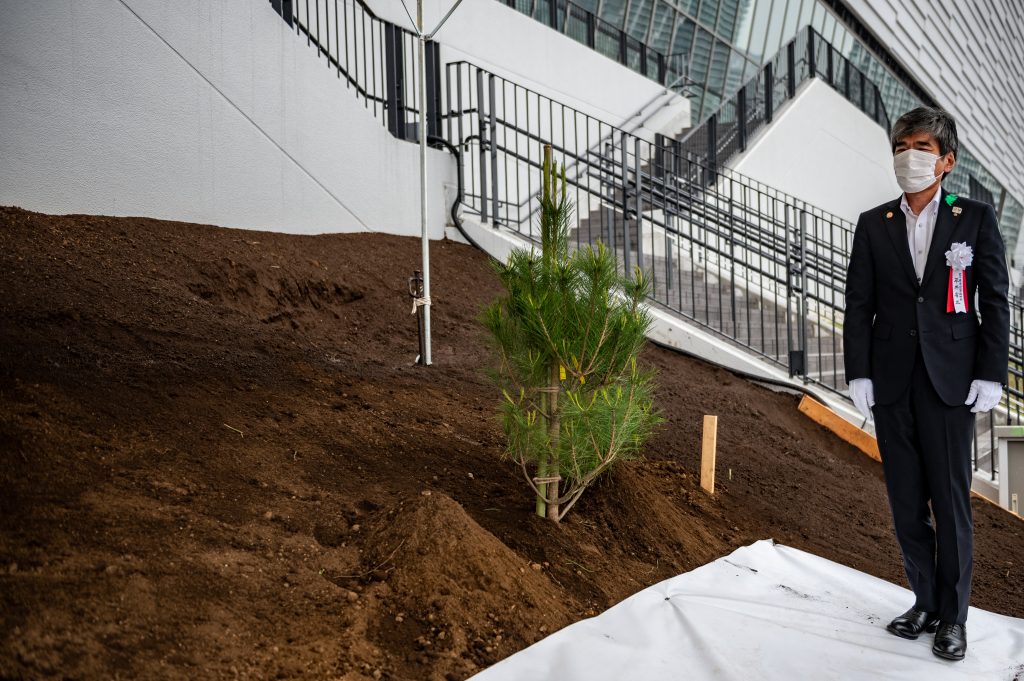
841, 0, 1024, 215
0, 0, 685, 236
0, 0, 457, 236
372, 0, 685, 133
729, 78, 900, 224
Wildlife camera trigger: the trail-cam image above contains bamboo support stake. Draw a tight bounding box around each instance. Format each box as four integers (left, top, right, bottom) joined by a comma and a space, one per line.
701, 415, 718, 495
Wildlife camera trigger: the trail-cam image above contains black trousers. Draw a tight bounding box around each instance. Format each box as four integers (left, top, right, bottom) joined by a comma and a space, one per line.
872, 347, 976, 625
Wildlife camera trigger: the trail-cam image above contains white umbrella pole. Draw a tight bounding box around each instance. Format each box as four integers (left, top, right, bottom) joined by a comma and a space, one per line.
417, 0, 432, 366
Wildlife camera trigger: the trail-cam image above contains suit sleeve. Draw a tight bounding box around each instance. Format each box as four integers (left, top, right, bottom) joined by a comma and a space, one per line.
843, 212, 875, 383
972, 203, 1010, 384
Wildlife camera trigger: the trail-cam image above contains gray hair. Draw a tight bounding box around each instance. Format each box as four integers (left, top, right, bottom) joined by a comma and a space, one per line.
890, 106, 959, 159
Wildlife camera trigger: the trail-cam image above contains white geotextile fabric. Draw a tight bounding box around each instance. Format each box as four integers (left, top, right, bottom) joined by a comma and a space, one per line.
471, 540, 1024, 680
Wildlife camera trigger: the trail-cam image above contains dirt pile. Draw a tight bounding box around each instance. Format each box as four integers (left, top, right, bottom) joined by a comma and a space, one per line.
1, 205, 1021, 680
350, 492, 572, 680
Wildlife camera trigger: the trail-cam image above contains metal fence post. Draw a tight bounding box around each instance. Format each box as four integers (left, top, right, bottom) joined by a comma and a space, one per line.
826, 45, 834, 85
634, 136, 644, 276
785, 202, 794, 372
476, 68, 488, 223
384, 24, 407, 140
786, 41, 795, 98
707, 114, 718, 185
797, 209, 809, 380
765, 61, 774, 123
605, 141, 615, 252
737, 87, 747, 152
271, 0, 294, 27
586, 12, 595, 48
807, 29, 816, 77
425, 40, 442, 142
654, 133, 663, 179
488, 73, 499, 226
621, 130, 631, 274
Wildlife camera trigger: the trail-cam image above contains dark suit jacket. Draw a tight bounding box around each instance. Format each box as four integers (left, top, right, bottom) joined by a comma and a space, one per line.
843, 188, 1010, 406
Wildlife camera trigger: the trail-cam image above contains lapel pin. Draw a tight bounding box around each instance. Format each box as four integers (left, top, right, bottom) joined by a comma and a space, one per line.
886, 211, 893, 219
952, 206, 962, 216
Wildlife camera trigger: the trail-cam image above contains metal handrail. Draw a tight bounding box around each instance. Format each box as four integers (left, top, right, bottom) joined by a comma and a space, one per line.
677, 26, 890, 173
500, 0, 680, 89
268, 0, 1018, 481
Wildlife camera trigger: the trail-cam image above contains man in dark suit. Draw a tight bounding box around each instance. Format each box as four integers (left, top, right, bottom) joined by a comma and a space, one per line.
843, 106, 1010, 661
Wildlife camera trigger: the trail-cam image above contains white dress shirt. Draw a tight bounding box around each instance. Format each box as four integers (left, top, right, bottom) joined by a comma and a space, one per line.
900, 182, 943, 281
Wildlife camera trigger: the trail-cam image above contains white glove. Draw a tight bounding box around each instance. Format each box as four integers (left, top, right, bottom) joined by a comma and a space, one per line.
965, 379, 1002, 413
849, 378, 875, 421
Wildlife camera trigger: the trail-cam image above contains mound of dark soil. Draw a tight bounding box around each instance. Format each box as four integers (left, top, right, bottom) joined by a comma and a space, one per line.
0, 205, 1021, 680
353, 492, 572, 680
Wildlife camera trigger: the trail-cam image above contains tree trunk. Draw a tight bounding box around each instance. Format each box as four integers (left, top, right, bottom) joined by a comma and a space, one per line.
546, 363, 561, 521
535, 390, 548, 518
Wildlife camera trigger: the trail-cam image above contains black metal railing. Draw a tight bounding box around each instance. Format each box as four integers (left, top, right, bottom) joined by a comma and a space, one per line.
270, 0, 442, 142
677, 26, 890, 176
269, 0, 1020, 482
442, 58, 1022, 481
501, 0, 686, 91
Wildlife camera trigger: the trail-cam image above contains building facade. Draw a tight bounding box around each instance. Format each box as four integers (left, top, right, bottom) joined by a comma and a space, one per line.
513, 0, 1024, 258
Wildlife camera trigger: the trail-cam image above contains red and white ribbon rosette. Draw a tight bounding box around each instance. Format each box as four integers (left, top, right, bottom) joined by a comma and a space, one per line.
944, 242, 973, 313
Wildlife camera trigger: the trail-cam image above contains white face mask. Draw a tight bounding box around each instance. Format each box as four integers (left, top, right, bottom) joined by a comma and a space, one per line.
893, 148, 942, 193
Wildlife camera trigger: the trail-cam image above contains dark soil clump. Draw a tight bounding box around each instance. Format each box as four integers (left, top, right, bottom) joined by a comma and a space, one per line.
1, 206, 1021, 680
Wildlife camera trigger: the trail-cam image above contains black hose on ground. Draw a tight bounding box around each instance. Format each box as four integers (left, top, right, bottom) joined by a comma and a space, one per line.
427, 135, 485, 253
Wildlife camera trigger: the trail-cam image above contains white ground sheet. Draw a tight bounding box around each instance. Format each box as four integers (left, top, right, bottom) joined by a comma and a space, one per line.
471, 540, 1024, 680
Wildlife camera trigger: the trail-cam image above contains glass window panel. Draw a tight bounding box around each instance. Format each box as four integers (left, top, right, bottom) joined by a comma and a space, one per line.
744, 0, 774, 62
839, 30, 853, 56
701, 90, 722, 119
625, 0, 653, 41
732, 0, 757, 52
725, 49, 749, 94
781, 0, 803, 43
566, 6, 591, 44
671, 17, 696, 72
575, 0, 599, 12
648, 1, 676, 53
707, 40, 731, 95
698, 0, 719, 30
595, 21, 623, 61
797, 0, 814, 31
599, 0, 626, 27
717, 0, 742, 42
812, 3, 827, 34
690, 85, 708, 123
677, 0, 700, 16
821, 10, 836, 45
690, 26, 714, 86
763, 0, 787, 61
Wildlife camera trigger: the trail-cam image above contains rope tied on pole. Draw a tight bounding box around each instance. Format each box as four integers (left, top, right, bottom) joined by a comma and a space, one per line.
410, 296, 431, 314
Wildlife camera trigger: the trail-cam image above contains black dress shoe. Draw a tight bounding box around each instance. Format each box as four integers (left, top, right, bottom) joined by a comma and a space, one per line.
932, 622, 967, 661
886, 608, 939, 640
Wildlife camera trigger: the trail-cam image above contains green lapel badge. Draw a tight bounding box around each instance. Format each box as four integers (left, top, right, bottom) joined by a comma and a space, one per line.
946, 194, 962, 216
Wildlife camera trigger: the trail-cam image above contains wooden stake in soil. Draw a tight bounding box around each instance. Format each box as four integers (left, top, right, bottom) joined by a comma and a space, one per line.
701, 415, 718, 495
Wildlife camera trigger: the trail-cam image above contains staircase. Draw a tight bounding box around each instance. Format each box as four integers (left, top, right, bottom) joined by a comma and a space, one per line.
268, 0, 1022, 486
